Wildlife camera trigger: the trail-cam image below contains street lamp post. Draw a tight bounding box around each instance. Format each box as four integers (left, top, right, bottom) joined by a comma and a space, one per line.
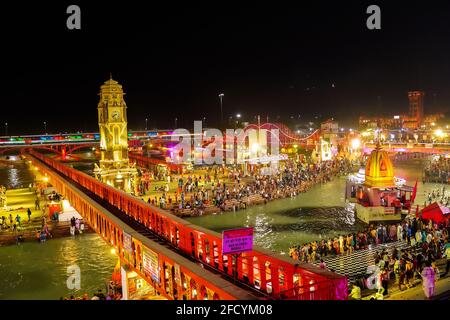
44, 121, 47, 134
174, 117, 178, 129
4, 122, 8, 136
235, 114, 241, 129
145, 118, 148, 131
218, 93, 224, 128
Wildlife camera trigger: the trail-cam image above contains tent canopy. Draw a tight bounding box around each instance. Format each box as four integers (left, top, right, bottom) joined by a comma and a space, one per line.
421, 202, 450, 224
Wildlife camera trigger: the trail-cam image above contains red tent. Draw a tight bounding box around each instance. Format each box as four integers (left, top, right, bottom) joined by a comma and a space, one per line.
420, 202, 450, 224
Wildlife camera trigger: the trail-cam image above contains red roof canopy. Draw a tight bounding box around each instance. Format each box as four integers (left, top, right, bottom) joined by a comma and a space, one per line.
421, 202, 450, 224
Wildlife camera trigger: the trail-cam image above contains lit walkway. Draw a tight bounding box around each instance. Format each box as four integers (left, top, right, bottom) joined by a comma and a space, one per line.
2, 188, 42, 221
386, 275, 450, 300
313, 241, 412, 282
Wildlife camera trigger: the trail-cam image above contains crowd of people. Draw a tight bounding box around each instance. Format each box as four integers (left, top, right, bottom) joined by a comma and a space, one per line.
289, 216, 449, 265
289, 214, 450, 299
424, 156, 450, 184
60, 287, 121, 300
424, 186, 449, 207
145, 158, 355, 215
0, 209, 34, 233
354, 219, 450, 300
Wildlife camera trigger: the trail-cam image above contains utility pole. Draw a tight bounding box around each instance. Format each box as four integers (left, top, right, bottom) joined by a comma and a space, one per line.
218, 93, 224, 128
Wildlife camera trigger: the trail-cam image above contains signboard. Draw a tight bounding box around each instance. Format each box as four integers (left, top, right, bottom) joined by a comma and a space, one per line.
222, 227, 254, 255
123, 232, 132, 253
143, 247, 160, 283
384, 207, 395, 214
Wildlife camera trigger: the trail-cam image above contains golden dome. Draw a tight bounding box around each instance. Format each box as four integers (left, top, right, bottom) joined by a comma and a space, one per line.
364, 145, 395, 188
99, 77, 124, 95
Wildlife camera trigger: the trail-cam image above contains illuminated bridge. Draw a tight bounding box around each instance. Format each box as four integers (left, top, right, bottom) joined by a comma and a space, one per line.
244, 123, 320, 148
27, 150, 347, 300
0, 130, 173, 159
363, 142, 450, 155
1, 124, 321, 162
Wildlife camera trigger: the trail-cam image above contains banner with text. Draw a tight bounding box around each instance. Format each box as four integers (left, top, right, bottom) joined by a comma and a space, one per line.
143, 247, 160, 283
222, 227, 254, 255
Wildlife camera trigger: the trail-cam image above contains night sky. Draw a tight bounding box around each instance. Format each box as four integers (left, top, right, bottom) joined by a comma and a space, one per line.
2, 1, 450, 135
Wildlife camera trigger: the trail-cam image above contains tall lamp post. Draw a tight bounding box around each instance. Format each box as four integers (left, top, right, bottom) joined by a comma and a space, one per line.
145, 118, 148, 131
4, 122, 7, 136
44, 121, 47, 134
218, 93, 224, 128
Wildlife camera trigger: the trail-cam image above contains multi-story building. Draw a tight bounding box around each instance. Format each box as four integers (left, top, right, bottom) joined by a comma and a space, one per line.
359, 91, 445, 131
408, 90, 425, 127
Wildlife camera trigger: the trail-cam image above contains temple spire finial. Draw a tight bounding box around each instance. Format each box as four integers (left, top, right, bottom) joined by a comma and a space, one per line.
375, 120, 382, 150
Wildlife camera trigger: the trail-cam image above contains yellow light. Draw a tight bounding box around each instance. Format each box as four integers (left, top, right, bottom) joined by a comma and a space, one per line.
110, 248, 116, 255
43, 177, 49, 182
431, 122, 436, 126
251, 143, 259, 152
351, 138, 361, 149
34, 166, 39, 171
293, 144, 298, 148
434, 129, 444, 138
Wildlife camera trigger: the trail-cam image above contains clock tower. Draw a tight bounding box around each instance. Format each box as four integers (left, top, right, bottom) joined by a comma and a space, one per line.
94, 77, 137, 193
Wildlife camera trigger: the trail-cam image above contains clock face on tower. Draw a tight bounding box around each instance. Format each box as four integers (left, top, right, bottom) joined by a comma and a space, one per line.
111, 110, 120, 120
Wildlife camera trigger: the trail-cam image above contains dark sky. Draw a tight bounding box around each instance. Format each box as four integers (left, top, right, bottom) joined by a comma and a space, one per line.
2, 1, 450, 135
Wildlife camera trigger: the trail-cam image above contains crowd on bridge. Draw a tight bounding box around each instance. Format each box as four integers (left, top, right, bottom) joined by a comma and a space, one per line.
424, 156, 450, 184
144, 158, 355, 216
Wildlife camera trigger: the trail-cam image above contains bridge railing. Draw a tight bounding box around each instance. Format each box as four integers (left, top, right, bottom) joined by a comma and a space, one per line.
29, 150, 347, 300
270, 279, 347, 300
30, 152, 254, 300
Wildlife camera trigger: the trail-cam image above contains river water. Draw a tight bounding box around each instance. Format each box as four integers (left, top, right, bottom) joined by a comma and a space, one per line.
187, 157, 444, 254
0, 155, 443, 299
0, 234, 117, 300
0, 155, 116, 300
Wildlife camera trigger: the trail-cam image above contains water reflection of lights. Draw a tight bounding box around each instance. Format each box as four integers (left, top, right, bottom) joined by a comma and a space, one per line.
8, 168, 19, 188
254, 214, 275, 250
